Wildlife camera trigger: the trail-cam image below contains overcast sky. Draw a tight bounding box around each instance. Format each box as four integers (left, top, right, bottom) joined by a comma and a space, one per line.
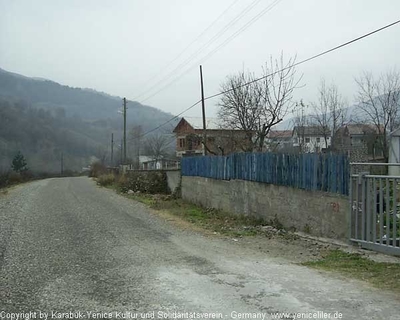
1, 0, 399, 121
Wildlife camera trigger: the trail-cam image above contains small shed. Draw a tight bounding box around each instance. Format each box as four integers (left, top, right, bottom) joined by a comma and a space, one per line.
389, 128, 400, 175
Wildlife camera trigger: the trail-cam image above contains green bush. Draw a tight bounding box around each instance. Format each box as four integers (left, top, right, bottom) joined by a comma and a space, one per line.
97, 174, 116, 187
117, 171, 169, 194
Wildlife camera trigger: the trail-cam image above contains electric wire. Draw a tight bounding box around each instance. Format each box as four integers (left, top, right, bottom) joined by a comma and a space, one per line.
204, 18, 400, 102
132, 0, 241, 100
139, 0, 281, 103
197, 0, 284, 66
135, 0, 265, 102
128, 100, 202, 141
130, 19, 400, 141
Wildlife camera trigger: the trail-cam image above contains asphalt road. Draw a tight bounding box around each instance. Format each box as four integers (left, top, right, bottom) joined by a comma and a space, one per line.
0, 177, 399, 319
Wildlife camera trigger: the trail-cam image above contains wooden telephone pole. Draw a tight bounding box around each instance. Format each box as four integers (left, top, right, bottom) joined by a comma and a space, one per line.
120, 139, 123, 165
61, 152, 64, 176
200, 65, 207, 156
123, 98, 127, 164
111, 133, 114, 166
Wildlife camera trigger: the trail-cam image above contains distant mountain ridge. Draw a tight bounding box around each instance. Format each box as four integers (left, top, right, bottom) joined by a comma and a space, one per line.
0, 67, 175, 129
0, 68, 179, 172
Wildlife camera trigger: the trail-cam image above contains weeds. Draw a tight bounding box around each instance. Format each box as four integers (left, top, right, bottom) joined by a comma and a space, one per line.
89, 162, 108, 178
123, 192, 266, 237
117, 171, 168, 194
303, 249, 400, 292
97, 174, 116, 187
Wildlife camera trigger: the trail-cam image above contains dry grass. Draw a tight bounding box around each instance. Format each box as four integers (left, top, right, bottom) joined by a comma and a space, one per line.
303, 249, 400, 293
124, 192, 268, 237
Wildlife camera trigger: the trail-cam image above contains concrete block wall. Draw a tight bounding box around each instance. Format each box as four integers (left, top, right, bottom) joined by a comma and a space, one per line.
182, 176, 350, 240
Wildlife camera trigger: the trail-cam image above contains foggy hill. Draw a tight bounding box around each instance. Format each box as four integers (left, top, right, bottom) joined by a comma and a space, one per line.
0, 68, 175, 128
0, 68, 179, 173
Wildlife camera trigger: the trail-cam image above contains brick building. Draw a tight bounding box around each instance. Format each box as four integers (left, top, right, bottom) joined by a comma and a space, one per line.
172, 117, 251, 157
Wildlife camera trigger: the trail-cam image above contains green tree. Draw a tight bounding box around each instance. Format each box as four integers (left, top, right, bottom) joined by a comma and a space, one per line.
11, 151, 28, 172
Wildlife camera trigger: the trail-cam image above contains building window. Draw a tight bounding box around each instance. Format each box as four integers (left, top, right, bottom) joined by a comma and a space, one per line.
305, 137, 310, 143
179, 138, 185, 148
316, 137, 320, 143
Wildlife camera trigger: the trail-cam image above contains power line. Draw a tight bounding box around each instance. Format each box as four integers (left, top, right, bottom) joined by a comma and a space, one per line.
132, 0, 241, 100
139, 0, 281, 104
197, 0, 284, 66
204, 18, 400, 102
131, 18, 400, 140
136, 0, 265, 102
128, 100, 202, 141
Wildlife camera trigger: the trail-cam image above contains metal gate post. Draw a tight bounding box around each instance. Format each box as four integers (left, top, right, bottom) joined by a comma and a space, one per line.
357, 172, 368, 241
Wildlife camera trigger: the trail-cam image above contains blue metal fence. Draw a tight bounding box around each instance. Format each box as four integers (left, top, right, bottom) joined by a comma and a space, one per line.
181, 152, 350, 195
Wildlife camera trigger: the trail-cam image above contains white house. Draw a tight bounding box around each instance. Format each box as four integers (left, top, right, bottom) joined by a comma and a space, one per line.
292, 126, 331, 153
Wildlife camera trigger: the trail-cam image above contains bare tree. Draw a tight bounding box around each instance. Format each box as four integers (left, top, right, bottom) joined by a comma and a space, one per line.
218, 71, 261, 152
218, 53, 301, 152
142, 132, 174, 161
355, 69, 400, 161
310, 79, 347, 149
94, 145, 108, 165
292, 100, 310, 153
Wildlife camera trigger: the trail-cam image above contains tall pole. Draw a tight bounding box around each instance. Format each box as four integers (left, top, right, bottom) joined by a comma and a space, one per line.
111, 133, 114, 166
120, 139, 123, 165
200, 65, 207, 156
123, 97, 127, 164
61, 152, 64, 176
137, 136, 140, 170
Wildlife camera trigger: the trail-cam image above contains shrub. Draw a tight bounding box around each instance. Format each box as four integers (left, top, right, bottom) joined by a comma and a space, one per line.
116, 171, 169, 194
116, 174, 129, 193
97, 174, 116, 187
21, 170, 34, 181
8, 172, 23, 185
0, 172, 10, 189
89, 162, 107, 178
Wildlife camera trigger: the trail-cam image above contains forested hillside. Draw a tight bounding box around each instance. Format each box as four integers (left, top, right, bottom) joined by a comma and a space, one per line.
0, 68, 174, 127
0, 97, 110, 172
0, 68, 177, 173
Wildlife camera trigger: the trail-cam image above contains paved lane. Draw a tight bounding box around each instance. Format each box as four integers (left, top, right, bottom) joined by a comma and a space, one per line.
0, 177, 399, 319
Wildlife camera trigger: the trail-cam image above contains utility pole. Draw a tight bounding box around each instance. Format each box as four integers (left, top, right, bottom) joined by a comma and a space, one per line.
137, 137, 141, 170
120, 139, 123, 165
200, 65, 207, 156
123, 97, 127, 164
111, 133, 114, 166
61, 152, 64, 176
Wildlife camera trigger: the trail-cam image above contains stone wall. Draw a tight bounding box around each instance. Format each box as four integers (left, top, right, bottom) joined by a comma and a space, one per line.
182, 176, 350, 240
